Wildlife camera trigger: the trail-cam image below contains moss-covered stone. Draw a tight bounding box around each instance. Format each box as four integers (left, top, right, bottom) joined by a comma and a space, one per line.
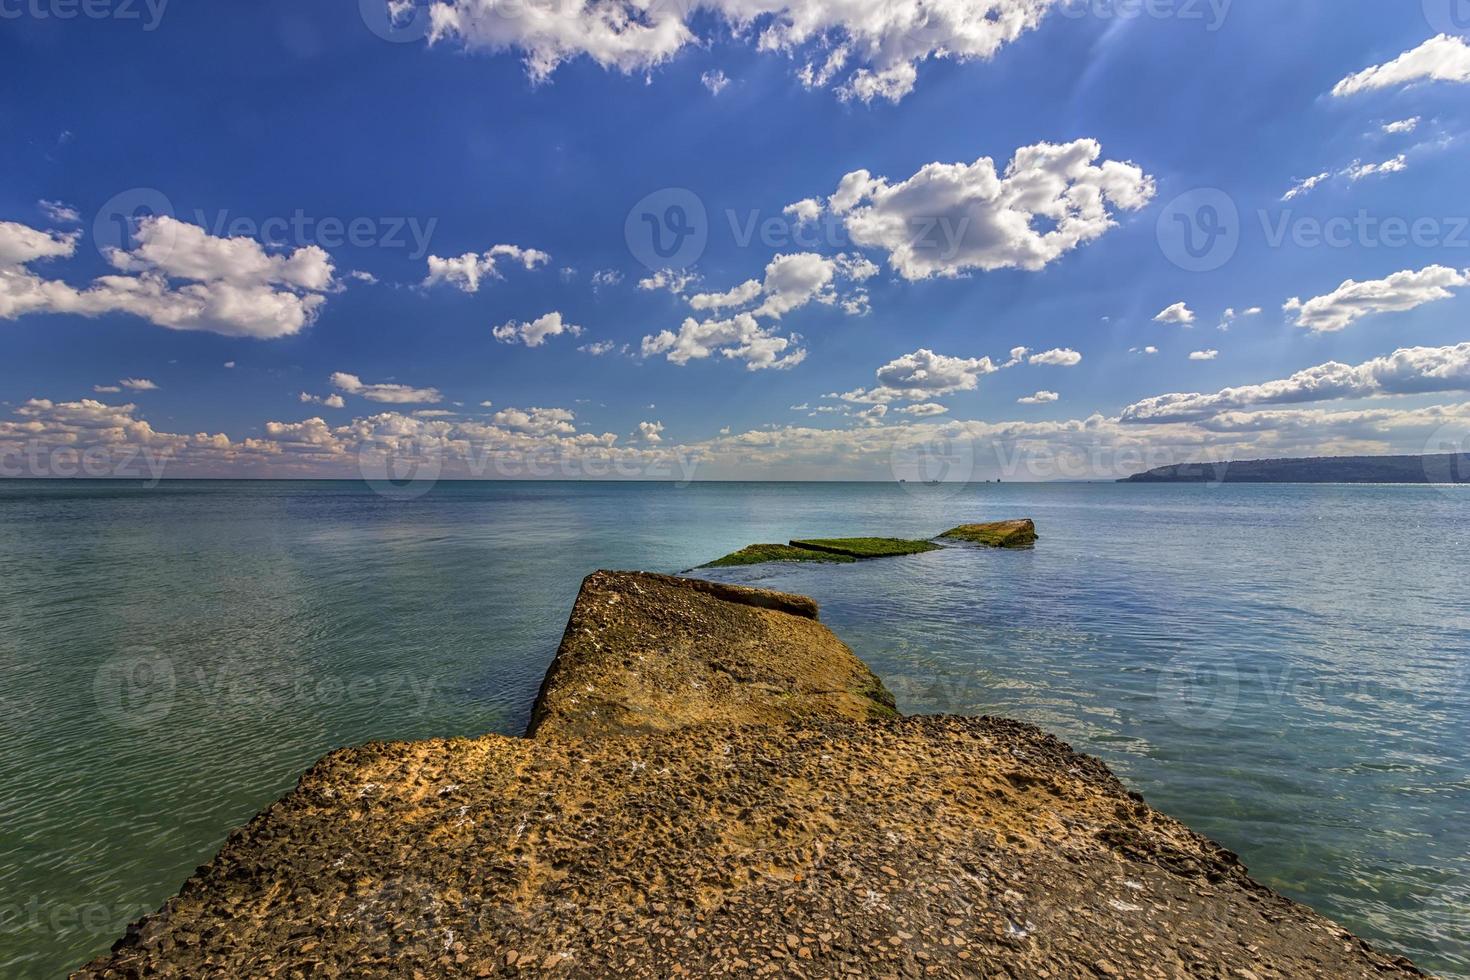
939, 519, 1038, 548
787, 537, 942, 559
701, 543, 857, 568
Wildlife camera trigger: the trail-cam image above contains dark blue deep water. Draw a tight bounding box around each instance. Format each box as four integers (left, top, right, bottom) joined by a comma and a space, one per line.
0, 480, 1466, 977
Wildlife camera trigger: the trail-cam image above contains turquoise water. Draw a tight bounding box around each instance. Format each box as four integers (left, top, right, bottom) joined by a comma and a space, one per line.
0, 480, 1466, 977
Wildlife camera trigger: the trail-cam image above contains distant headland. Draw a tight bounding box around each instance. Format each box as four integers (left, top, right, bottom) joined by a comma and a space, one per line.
1120, 453, 1470, 484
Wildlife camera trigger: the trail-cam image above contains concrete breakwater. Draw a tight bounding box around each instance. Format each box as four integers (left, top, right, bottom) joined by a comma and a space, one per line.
78, 566, 1424, 978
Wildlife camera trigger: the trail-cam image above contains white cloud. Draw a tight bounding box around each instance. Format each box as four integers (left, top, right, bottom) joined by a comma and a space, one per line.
783, 198, 823, 225
1028, 347, 1082, 366
1282, 172, 1330, 201
578, 340, 618, 355
590, 269, 623, 288
1120, 341, 1470, 422
492, 311, 584, 347
638, 268, 701, 294
1153, 302, 1195, 325
223, 361, 236, 369
37, 200, 81, 224
1188, 349, 1219, 361
897, 402, 950, 417
93, 385, 121, 393
1130, 345, 1159, 355
818, 139, 1154, 279
331, 372, 443, 404
641, 311, 806, 371
120, 378, 159, 390
637, 420, 664, 443
1332, 34, 1470, 97
836, 348, 1000, 403
349, 269, 379, 284
689, 278, 763, 311
701, 69, 730, 95
1285, 265, 1469, 333
425, 0, 1059, 103
490, 406, 576, 436
1018, 390, 1059, 404
422, 244, 550, 293
300, 392, 346, 408
1342, 154, 1407, 181
643, 252, 874, 368
1217, 307, 1261, 331
0, 217, 336, 339
1382, 117, 1420, 135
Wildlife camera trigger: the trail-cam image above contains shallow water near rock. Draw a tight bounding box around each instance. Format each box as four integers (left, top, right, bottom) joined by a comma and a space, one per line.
0, 479, 1466, 977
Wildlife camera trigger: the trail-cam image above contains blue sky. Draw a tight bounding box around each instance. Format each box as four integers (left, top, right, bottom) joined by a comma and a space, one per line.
2, 0, 1469, 480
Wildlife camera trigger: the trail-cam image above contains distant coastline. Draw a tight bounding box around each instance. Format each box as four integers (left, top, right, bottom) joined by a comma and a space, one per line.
1120, 453, 1470, 484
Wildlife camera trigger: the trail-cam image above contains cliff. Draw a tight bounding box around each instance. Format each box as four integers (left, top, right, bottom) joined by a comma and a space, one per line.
77, 571, 1425, 978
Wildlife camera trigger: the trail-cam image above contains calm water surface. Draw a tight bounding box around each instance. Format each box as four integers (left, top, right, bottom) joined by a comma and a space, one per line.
0, 480, 1466, 977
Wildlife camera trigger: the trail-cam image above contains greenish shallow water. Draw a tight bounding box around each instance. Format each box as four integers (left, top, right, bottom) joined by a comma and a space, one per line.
0, 480, 1466, 977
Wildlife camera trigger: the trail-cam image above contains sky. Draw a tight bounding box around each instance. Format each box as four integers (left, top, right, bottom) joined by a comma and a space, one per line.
2, 0, 1469, 481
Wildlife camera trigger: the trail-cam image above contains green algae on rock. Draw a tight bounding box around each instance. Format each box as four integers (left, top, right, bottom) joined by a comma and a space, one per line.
700, 542, 857, 568
787, 537, 942, 559
940, 518, 1038, 548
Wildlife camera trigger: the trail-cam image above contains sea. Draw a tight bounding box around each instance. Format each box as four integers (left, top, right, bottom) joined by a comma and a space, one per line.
0, 479, 1465, 977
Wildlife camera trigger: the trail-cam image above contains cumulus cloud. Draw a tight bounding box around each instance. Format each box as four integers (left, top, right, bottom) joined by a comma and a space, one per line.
1332, 34, 1470, 97
331, 372, 443, 404
1284, 265, 1469, 333
120, 378, 159, 390
1153, 302, 1195, 325
686, 252, 873, 319
1028, 347, 1082, 367
590, 269, 623, 288
1188, 349, 1219, 361
637, 420, 664, 443
783, 198, 823, 225
811, 139, 1153, 279
641, 312, 806, 371
301, 392, 347, 408
1120, 342, 1470, 422
424, 0, 1060, 103
643, 252, 875, 369
0, 216, 336, 339
1018, 390, 1059, 404
1130, 345, 1159, 355
1382, 117, 1420, 135
835, 348, 1000, 404
578, 340, 618, 355
492, 311, 584, 347
422, 244, 550, 293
